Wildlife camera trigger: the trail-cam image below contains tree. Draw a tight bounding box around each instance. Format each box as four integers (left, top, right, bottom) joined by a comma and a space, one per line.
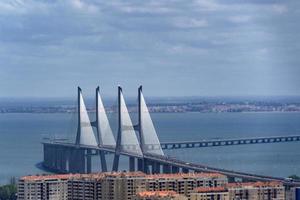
288, 174, 300, 180
0, 184, 17, 200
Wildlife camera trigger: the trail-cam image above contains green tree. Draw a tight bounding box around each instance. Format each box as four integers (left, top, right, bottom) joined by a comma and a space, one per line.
288, 174, 300, 180
0, 184, 17, 200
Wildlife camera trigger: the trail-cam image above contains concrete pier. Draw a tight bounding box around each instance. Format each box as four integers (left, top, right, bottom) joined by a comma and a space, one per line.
129, 157, 135, 172
86, 149, 92, 173
163, 164, 171, 174
153, 162, 161, 174
171, 166, 179, 173
182, 168, 189, 173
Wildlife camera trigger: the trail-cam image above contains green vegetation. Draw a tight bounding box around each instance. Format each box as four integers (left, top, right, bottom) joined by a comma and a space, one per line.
289, 174, 300, 180
0, 184, 17, 200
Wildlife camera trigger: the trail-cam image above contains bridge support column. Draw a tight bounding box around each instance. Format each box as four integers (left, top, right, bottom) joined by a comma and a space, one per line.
112, 86, 122, 172
137, 158, 144, 172
182, 168, 189, 173
78, 149, 86, 173
60, 148, 64, 171
99, 150, 107, 172
65, 148, 70, 172
112, 154, 120, 172
60, 147, 67, 172
54, 146, 59, 170
43, 144, 49, 169
50, 146, 55, 169
86, 149, 92, 173
57, 147, 64, 171
69, 148, 86, 173
52, 146, 56, 169
49, 146, 55, 169
163, 164, 171, 174
129, 157, 135, 172
153, 162, 161, 174
54, 147, 59, 170
143, 159, 150, 174
227, 176, 236, 183
69, 149, 75, 173
171, 166, 179, 173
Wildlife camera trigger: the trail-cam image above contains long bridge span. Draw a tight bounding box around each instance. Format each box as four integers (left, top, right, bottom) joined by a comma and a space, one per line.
160, 135, 300, 149
42, 86, 300, 187
43, 140, 300, 187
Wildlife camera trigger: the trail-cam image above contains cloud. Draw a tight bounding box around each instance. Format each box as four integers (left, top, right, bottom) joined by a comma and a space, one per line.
0, 0, 48, 15
173, 18, 208, 28
193, 0, 223, 11
0, 0, 299, 97
69, 0, 98, 13
228, 15, 252, 23
272, 4, 288, 14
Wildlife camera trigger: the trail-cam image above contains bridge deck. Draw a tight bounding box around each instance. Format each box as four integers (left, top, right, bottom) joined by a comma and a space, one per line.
160, 135, 300, 149
43, 137, 300, 187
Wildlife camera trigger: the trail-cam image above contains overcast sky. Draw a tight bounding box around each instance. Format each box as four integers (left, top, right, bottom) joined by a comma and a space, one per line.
0, 0, 299, 98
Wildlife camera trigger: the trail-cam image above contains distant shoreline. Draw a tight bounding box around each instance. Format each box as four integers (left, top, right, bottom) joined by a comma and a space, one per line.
1, 99, 300, 114
1, 110, 300, 114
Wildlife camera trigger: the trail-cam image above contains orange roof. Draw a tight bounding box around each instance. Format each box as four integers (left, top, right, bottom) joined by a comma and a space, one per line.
194, 186, 227, 193
146, 172, 225, 180
105, 171, 146, 177
21, 172, 147, 181
21, 172, 224, 181
21, 174, 74, 181
137, 191, 179, 197
227, 181, 283, 188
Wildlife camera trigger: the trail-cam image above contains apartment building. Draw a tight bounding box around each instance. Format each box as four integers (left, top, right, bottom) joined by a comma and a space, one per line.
18, 174, 69, 200
227, 181, 285, 200
190, 186, 229, 200
17, 172, 227, 200
145, 173, 227, 197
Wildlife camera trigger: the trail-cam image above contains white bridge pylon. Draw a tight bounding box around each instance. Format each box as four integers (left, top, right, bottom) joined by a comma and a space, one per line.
139, 86, 164, 156
75, 87, 116, 148
96, 87, 116, 148
75, 87, 98, 146
75, 86, 164, 172
119, 89, 143, 156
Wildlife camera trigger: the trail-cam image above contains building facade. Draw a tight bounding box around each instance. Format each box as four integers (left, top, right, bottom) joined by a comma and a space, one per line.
145, 173, 227, 198
18, 172, 226, 200
18, 174, 69, 200
18, 172, 289, 200
227, 181, 285, 200
190, 187, 229, 200
190, 182, 286, 200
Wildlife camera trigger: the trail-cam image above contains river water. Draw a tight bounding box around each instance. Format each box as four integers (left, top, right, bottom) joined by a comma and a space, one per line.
0, 112, 299, 184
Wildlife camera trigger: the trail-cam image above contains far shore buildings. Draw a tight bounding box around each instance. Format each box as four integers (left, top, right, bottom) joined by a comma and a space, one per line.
17, 171, 294, 200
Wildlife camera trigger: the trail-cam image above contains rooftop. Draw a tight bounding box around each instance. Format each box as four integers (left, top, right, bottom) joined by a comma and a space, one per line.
21, 172, 224, 181
146, 172, 226, 180
227, 181, 283, 188
21, 174, 74, 181
193, 186, 228, 193
21, 172, 145, 181
136, 191, 179, 197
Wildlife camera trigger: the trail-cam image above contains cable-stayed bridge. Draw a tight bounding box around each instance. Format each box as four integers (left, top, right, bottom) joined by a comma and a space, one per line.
42, 86, 300, 186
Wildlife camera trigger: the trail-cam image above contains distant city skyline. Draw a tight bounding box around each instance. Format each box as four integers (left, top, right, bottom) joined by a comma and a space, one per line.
0, 0, 299, 98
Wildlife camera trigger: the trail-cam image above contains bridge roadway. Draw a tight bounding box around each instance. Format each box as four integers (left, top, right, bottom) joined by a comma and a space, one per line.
160, 135, 300, 149
43, 140, 300, 187
143, 153, 300, 187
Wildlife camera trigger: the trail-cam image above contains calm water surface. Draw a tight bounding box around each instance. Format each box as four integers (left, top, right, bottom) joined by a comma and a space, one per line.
0, 112, 299, 184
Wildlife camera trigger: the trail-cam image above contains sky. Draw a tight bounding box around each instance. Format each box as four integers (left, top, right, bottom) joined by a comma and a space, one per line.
0, 0, 299, 98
